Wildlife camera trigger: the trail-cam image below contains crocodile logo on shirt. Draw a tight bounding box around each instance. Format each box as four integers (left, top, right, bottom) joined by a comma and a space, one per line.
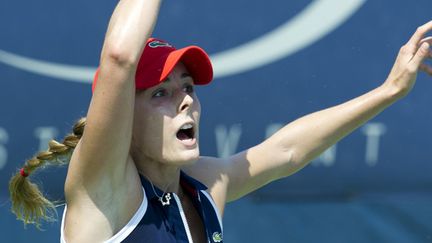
212, 232, 223, 242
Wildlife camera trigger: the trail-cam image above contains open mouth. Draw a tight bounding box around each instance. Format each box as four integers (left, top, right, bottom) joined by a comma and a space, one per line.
176, 123, 195, 141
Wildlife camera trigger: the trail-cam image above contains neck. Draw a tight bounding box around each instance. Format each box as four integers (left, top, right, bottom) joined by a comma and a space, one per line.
134, 157, 183, 195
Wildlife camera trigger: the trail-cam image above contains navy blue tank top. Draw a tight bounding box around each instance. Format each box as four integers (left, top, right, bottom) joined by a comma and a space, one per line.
61, 172, 223, 243
123, 171, 223, 242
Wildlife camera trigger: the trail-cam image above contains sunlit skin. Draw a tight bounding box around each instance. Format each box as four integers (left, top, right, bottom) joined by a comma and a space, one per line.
130, 62, 201, 192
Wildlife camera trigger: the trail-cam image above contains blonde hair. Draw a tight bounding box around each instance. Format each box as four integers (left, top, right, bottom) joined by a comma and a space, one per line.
9, 117, 86, 228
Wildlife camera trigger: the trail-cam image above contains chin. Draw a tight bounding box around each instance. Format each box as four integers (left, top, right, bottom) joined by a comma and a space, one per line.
164, 146, 200, 166
178, 148, 200, 165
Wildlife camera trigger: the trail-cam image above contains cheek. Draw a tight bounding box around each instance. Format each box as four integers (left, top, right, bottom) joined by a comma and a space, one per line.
133, 107, 161, 139
141, 113, 165, 137
195, 103, 201, 121
132, 115, 168, 158
193, 103, 201, 138
193, 98, 201, 115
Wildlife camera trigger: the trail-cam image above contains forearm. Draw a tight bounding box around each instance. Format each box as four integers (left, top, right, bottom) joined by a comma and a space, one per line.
274, 22, 432, 175
271, 82, 402, 169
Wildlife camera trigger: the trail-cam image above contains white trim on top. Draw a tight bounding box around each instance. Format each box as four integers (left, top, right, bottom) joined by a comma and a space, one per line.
173, 193, 194, 243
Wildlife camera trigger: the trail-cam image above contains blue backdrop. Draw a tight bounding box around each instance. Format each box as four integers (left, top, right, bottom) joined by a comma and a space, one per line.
1, 0, 431, 242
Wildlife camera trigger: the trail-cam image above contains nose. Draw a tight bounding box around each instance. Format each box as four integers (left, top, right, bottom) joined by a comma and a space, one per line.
176, 90, 193, 113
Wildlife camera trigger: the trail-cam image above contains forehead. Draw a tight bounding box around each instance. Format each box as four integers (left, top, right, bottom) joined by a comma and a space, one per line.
135, 63, 193, 95
162, 62, 193, 83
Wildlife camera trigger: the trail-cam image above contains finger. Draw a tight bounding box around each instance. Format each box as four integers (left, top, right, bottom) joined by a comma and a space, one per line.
410, 42, 430, 69
420, 36, 432, 45
419, 63, 432, 76
421, 39, 432, 58
406, 21, 432, 52
411, 37, 432, 59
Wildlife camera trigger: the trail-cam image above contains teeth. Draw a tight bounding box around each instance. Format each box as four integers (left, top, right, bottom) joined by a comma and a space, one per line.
181, 123, 193, 130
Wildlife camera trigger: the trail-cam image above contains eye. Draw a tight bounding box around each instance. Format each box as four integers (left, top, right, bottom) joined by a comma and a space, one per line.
183, 84, 194, 94
152, 88, 167, 98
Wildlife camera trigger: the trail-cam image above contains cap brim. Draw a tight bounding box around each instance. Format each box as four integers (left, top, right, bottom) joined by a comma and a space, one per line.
160, 46, 213, 87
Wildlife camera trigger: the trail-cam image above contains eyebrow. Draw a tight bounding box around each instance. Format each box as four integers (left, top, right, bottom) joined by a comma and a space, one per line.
163, 73, 192, 83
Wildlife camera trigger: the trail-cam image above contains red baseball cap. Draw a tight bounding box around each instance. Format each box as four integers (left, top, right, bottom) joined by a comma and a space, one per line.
92, 38, 213, 92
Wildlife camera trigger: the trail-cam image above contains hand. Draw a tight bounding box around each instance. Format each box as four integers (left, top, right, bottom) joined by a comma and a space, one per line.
385, 21, 432, 98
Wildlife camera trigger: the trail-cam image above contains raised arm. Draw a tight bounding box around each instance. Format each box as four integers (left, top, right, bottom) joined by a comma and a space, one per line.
64, 0, 163, 213
219, 21, 432, 201
8, 0, 163, 230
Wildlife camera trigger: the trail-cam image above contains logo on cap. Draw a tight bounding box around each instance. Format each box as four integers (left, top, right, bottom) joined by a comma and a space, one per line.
148, 40, 173, 48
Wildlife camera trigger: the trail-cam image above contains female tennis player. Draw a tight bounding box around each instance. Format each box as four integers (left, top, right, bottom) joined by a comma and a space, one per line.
9, 0, 432, 242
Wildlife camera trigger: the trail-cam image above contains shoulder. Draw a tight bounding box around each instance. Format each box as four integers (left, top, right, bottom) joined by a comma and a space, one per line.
182, 156, 229, 189
182, 156, 230, 215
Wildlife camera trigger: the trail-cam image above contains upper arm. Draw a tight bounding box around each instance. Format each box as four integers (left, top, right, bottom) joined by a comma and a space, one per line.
65, 59, 136, 194
223, 138, 297, 202
184, 140, 296, 212
187, 137, 298, 205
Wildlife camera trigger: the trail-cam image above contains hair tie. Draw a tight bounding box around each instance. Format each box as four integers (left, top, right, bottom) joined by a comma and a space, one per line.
19, 168, 29, 177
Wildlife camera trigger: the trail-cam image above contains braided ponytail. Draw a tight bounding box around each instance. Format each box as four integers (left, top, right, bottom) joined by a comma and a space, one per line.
9, 117, 86, 228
